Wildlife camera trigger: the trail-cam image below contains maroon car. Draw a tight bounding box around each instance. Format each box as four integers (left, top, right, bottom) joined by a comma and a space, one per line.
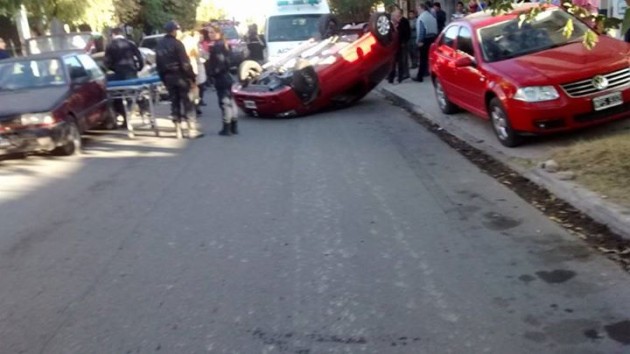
0, 52, 114, 156
232, 13, 397, 118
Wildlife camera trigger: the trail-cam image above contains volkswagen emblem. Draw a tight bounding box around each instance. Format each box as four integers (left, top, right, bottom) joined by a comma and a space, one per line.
592, 75, 609, 90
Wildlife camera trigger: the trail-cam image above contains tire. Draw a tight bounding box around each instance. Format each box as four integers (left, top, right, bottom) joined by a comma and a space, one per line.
433, 78, 458, 114
237, 60, 263, 84
291, 59, 319, 104
369, 12, 393, 46
318, 14, 339, 39
53, 119, 82, 156
488, 98, 523, 147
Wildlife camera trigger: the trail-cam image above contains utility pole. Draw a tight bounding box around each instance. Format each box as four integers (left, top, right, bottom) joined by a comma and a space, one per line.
14, 4, 31, 55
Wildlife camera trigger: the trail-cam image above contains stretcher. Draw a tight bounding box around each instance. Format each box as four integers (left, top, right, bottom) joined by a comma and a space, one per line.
106, 75, 162, 138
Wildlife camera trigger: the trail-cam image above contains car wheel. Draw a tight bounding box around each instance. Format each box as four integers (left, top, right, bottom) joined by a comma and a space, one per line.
291, 59, 319, 104
54, 118, 82, 156
434, 78, 458, 114
369, 12, 393, 45
489, 98, 522, 147
318, 14, 339, 39
238, 60, 263, 84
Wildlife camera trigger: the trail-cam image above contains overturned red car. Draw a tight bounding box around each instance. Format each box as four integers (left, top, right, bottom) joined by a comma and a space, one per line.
232, 13, 398, 118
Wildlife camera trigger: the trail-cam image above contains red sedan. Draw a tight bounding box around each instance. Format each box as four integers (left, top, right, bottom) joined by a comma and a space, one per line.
429, 4, 630, 147
232, 13, 398, 118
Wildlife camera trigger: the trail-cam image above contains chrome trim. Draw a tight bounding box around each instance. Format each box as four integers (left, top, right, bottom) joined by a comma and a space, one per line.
561, 68, 630, 98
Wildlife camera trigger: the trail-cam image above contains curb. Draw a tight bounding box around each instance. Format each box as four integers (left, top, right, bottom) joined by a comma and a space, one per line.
378, 85, 630, 240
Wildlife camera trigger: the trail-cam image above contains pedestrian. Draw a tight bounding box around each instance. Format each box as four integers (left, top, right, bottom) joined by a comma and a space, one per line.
104, 27, 145, 128
246, 24, 266, 63
414, 2, 438, 82
182, 31, 207, 116
408, 10, 419, 69
468, 0, 481, 13
207, 24, 238, 136
0, 38, 10, 60
451, 1, 467, 21
433, 2, 447, 33
199, 28, 215, 93
388, 5, 411, 84
625, 28, 630, 43
156, 20, 203, 139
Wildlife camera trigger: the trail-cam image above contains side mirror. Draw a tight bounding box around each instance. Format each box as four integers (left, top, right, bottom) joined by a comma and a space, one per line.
454, 55, 475, 68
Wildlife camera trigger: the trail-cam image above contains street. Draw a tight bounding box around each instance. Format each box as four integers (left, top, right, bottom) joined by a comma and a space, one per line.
1, 93, 629, 353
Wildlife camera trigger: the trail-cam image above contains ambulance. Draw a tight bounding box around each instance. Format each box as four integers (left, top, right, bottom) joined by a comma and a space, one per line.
265, 0, 331, 62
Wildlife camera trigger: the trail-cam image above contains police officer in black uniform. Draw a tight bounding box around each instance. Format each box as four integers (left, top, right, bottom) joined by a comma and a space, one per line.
104, 27, 144, 128
155, 20, 203, 139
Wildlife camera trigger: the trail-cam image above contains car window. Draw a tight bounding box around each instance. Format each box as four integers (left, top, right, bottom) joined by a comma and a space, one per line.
457, 27, 474, 57
64, 56, 88, 81
439, 26, 459, 48
267, 14, 323, 42
77, 54, 104, 80
478, 9, 586, 62
222, 26, 239, 40
0, 58, 67, 91
140, 36, 163, 51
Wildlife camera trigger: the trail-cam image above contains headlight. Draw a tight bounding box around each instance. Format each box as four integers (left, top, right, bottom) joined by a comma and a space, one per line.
20, 113, 55, 125
513, 86, 559, 102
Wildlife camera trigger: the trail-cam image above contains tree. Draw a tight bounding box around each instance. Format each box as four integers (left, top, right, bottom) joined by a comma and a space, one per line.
196, 0, 228, 25
329, 0, 395, 23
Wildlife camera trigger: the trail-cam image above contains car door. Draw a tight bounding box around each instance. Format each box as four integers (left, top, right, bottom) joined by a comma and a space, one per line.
450, 26, 487, 117
432, 26, 459, 98
63, 56, 92, 130
77, 54, 107, 127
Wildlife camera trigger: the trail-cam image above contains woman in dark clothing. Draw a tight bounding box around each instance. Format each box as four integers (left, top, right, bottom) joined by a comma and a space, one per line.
246, 24, 266, 63
207, 25, 238, 136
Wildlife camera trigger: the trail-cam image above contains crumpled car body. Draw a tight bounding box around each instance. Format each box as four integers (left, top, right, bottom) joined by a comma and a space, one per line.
232, 13, 398, 118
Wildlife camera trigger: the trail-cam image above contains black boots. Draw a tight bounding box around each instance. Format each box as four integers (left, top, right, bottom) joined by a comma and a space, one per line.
219, 121, 239, 136
219, 122, 231, 136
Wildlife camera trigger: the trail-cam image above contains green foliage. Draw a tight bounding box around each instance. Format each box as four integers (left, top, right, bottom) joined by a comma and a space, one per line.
0, 0, 21, 16
24, 0, 89, 24
486, 0, 627, 50
329, 0, 395, 23
196, 0, 228, 24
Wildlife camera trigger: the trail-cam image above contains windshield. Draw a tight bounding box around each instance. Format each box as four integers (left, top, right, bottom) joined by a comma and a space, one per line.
478, 9, 588, 62
0, 59, 67, 91
222, 27, 239, 40
267, 14, 323, 42
27, 34, 92, 54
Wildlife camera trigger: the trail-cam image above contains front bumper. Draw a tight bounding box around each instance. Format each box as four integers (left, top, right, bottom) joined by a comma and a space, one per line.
507, 87, 630, 133
0, 122, 68, 155
232, 85, 306, 117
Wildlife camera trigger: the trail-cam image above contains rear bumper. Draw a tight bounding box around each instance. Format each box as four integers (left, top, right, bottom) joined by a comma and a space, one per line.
232, 85, 306, 117
0, 122, 68, 155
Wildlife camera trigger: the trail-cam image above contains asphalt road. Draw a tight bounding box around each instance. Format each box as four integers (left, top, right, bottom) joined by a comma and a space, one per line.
1, 94, 629, 354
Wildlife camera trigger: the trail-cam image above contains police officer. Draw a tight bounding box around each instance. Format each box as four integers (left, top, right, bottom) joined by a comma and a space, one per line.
155, 20, 203, 139
207, 24, 237, 136
104, 28, 144, 128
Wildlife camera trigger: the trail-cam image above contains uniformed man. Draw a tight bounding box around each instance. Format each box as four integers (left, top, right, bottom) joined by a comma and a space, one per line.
155, 20, 203, 139
104, 28, 144, 128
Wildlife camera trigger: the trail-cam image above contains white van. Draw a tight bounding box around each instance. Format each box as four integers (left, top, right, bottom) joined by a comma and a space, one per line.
265, 0, 331, 62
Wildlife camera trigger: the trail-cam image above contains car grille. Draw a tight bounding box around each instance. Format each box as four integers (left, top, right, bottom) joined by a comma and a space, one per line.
561, 68, 630, 97
574, 102, 630, 123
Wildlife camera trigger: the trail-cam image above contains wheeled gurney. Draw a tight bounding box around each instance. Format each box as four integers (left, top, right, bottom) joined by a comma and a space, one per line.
106, 75, 163, 138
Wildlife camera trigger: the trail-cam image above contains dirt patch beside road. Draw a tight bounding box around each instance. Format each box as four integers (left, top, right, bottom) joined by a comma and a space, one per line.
552, 131, 630, 208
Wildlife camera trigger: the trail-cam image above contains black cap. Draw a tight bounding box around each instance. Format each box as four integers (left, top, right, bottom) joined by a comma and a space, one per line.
164, 20, 181, 33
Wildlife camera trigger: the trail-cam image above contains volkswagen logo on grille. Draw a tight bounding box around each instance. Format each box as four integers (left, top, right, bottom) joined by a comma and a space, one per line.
592, 75, 609, 90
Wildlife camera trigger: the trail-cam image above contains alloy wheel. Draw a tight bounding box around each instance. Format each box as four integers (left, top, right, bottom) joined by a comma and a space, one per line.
377, 15, 390, 36
491, 106, 509, 141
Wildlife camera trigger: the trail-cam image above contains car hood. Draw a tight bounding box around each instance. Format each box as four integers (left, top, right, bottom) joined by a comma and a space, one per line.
0, 87, 68, 117
487, 37, 630, 86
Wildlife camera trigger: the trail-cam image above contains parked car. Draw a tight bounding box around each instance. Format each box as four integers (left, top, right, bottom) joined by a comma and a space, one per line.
429, 4, 630, 147
139, 34, 165, 52
0, 52, 114, 156
232, 13, 397, 117
24, 32, 105, 55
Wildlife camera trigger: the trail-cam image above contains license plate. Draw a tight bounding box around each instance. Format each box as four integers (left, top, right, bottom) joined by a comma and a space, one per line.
593, 92, 623, 111
244, 100, 257, 109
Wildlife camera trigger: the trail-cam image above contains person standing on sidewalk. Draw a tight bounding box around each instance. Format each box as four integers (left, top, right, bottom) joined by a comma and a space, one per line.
451, 1, 467, 22
433, 2, 447, 33
156, 20, 203, 139
408, 10, 419, 69
207, 24, 238, 136
388, 5, 411, 84
414, 2, 438, 82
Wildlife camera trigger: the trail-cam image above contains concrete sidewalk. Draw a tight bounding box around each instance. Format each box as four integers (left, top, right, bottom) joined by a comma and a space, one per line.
377, 76, 630, 239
